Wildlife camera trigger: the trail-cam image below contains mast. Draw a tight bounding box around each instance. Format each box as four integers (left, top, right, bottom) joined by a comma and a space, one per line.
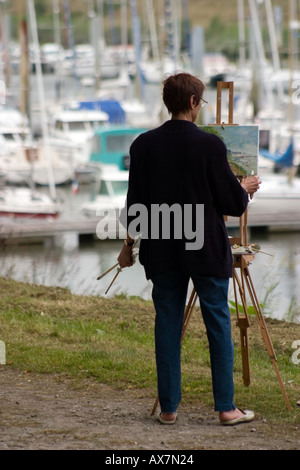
237, 0, 246, 69
0, 0, 11, 92
18, 0, 30, 128
182, 0, 191, 60
129, 0, 145, 101
288, 0, 298, 134
52, 0, 63, 100
89, 0, 101, 91
248, 0, 273, 111
53, 0, 61, 47
62, 0, 77, 80
264, 0, 284, 100
121, 0, 128, 71
164, 0, 177, 72
146, 0, 160, 65
27, 0, 56, 201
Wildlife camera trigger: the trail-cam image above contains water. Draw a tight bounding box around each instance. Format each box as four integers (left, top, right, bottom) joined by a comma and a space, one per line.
0, 211, 299, 323
228, 228, 300, 323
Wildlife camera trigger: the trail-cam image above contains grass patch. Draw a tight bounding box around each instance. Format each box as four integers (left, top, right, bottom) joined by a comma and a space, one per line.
0, 276, 300, 423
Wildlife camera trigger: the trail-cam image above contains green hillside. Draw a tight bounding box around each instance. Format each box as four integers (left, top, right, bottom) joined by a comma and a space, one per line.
5, 0, 292, 59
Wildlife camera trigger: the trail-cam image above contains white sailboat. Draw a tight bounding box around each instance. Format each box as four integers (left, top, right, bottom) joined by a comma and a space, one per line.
31, 142, 74, 186
0, 137, 74, 187
0, 105, 34, 184
0, 186, 59, 218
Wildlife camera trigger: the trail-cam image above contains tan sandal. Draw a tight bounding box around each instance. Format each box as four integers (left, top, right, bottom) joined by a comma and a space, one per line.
221, 409, 254, 426
158, 412, 177, 425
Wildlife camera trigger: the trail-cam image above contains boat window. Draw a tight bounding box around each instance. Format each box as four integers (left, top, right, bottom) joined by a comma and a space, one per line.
91, 135, 101, 153
68, 122, 86, 131
90, 121, 105, 129
3, 133, 15, 141
111, 180, 128, 195
99, 181, 109, 195
106, 134, 138, 153
55, 120, 64, 131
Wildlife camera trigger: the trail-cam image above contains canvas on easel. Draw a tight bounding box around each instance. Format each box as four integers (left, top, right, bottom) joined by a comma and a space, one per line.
199, 81, 259, 179
199, 125, 259, 177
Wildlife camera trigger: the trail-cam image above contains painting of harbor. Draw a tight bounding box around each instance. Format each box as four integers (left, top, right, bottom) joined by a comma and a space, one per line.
199, 125, 259, 176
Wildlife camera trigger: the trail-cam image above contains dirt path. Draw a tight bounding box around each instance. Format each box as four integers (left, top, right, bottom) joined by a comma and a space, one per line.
0, 367, 299, 451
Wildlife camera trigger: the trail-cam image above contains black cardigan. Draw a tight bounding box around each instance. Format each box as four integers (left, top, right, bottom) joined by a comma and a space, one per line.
122, 119, 248, 280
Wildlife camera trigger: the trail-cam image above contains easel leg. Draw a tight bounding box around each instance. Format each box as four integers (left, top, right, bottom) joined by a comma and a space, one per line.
239, 256, 292, 411
150, 396, 160, 417
233, 268, 251, 386
181, 288, 198, 340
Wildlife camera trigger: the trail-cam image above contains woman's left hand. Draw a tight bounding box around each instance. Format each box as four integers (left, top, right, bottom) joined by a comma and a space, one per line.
117, 245, 135, 268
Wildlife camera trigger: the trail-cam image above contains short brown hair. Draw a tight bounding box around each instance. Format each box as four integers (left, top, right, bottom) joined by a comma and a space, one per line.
162, 72, 205, 115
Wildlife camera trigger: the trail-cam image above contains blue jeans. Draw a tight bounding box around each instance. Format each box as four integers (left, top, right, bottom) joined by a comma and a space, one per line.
151, 272, 235, 413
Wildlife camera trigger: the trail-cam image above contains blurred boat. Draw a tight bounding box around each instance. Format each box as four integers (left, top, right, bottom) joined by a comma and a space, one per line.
0, 142, 74, 187
0, 187, 59, 218
48, 107, 109, 148
87, 125, 148, 171
61, 43, 121, 80
259, 141, 294, 172
31, 142, 74, 186
0, 106, 33, 152
255, 173, 300, 199
47, 106, 110, 180
81, 165, 128, 217
0, 106, 34, 184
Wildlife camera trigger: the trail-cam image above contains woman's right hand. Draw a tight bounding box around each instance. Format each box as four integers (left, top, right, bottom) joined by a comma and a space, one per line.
241, 175, 262, 198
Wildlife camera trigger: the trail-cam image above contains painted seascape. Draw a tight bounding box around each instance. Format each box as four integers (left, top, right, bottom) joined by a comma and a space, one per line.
199, 126, 259, 177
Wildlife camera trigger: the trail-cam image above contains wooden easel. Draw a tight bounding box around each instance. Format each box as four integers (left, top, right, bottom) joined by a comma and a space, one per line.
151, 82, 292, 416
